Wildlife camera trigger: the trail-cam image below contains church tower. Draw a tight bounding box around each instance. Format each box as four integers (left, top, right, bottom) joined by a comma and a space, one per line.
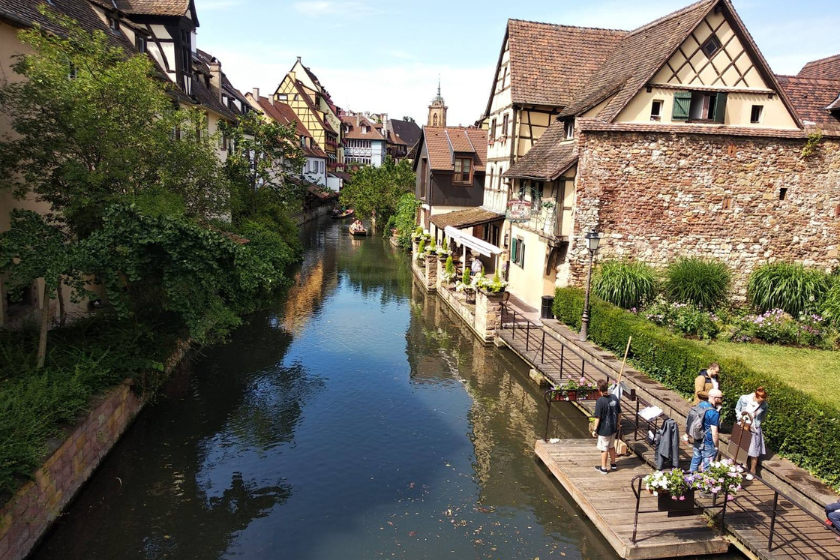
427, 80, 447, 127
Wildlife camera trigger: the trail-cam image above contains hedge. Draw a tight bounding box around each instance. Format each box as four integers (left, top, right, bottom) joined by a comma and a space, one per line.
554, 287, 840, 491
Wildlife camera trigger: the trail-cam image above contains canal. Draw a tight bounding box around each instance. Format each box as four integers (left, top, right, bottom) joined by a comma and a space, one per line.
30, 219, 741, 560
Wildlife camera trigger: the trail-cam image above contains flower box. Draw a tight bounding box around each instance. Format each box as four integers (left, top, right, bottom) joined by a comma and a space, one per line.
657, 490, 696, 512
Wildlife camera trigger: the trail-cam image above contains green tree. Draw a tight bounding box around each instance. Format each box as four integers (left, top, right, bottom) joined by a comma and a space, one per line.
401, 116, 416, 123
221, 110, 306, 224
0, 8, 228, 236
340, 157, 414, 230
0, 211, 89, 367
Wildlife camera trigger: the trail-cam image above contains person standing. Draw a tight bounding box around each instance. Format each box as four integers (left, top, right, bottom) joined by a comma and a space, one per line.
471, 257, 483, 277
689, 389, 722, 472
592, 379, 621, 474
694, 363, 720, 404
735, 387, 768, 481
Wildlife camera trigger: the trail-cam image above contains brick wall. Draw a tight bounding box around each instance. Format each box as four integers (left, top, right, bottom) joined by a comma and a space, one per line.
570, 131, 840, 294
0, 381, 144, 560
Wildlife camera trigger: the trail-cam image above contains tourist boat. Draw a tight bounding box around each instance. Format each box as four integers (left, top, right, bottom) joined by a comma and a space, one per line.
349, 222, 367, 236
332, 208, 355, 219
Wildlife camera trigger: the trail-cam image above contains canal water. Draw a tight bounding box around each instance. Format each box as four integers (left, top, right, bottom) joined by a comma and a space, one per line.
31, 219, 741, 560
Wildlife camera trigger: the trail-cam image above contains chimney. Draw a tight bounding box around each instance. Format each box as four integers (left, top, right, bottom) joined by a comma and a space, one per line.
297, 56, 302, 63
208, 59, 222, 102
252, 87, 260, 99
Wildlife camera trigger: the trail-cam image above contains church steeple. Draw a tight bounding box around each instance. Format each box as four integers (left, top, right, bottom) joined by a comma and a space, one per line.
428, 78, 447, 127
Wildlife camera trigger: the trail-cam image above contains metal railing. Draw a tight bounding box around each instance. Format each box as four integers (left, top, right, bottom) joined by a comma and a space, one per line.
501, 304, 840, 556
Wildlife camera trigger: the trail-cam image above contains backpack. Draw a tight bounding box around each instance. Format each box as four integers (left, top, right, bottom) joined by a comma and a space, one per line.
686, 404, 710, 441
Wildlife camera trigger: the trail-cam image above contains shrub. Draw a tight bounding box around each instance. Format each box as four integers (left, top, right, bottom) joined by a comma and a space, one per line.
742, 309, 800, 345
645, 299, 719, 340
553, 287, 840, 491
748, 263, 831, 317
592, 260, 656, 309
664, 257, 730, 309
821, 281, 840, 327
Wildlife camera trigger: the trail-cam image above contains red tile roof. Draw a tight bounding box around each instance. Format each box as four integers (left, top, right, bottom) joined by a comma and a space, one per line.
505, 20, 626, 109
421, 127, 487, 172
340, 115, 385, 141
114, 0, 190, 16
253, 96, 327, 158
776, 75, 840, 135
798, 54, 840, 81
505, 120, 578, 180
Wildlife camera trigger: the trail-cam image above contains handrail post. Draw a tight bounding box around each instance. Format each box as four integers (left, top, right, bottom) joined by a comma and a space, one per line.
541, 330, 546, 363
559, 345, 565, 377
635, 398, 640, 441
512, 311, 516, 339
526, 321, 530, 351
632, 477, 642, 543
767, 492, 779, 550
719, 476, 731, 535
581, 359, 585, 379
544, 392, 553, 441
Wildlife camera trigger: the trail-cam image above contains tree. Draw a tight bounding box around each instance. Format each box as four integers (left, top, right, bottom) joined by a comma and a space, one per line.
0, 211, 88, 367
221, 110, 307, 224
401, 116, 416, 123
339, 157, 415, 231
0, 8, 228, 237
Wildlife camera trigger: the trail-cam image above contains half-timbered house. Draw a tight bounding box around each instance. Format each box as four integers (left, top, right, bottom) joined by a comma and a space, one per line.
496, 0, 839, 308
340, 114, 386, 167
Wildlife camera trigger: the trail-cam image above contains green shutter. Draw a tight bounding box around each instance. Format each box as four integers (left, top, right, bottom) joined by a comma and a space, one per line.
520, 241, 526, 266
511, 238, 518, 263
713, 92, 728, 123
673, 91, 691, 120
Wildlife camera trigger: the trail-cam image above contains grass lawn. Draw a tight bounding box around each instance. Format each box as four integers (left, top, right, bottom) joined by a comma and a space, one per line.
708, 341, 840, 408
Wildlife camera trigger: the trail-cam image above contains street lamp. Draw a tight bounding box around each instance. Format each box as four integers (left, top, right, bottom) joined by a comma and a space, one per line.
579, 229, 601, 342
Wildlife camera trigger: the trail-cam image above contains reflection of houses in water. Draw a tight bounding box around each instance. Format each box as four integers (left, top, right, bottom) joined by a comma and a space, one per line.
282, 260, 336, 336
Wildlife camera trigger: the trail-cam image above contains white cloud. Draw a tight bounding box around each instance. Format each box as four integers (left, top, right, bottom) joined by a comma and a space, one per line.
292, 1, 384, 19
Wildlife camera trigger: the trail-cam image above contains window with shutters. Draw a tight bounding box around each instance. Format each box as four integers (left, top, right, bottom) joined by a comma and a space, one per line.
672, 91, 692, 120
675, 91, 727, 123
512, 237, 525, 267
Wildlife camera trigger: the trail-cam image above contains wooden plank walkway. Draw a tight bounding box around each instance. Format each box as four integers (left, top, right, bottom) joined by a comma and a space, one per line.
535, 439, 730, 559
500, 322, 840, 560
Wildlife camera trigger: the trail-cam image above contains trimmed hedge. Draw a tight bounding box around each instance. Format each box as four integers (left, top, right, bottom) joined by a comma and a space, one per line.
554, 287, 840, 491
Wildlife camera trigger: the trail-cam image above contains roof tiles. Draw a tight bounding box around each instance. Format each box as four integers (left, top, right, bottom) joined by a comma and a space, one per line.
422, 127, 487, 172
798, 54, 840, 81
504, 120, 577, 180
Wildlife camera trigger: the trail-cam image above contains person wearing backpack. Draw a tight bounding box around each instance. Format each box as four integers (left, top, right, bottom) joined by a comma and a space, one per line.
688, 389, 723, 472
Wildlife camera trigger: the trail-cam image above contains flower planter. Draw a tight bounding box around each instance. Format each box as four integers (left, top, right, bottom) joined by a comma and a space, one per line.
657, 490, 695, 512
566, 390, 578, 402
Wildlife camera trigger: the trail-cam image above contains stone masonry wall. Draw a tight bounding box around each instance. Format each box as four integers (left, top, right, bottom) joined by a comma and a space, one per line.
0, 381, 144, 560
570, 131, 840, 295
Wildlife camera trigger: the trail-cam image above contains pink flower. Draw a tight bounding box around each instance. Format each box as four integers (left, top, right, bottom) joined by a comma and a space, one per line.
679, 496, 686, 501
579, 376, 587, 385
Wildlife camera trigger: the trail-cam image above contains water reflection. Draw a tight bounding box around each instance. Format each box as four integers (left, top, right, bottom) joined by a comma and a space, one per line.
30, 219, 741, 560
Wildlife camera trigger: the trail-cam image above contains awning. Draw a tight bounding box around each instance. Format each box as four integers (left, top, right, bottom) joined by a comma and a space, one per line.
429, 207, 504, 230
445, 226, 502, 258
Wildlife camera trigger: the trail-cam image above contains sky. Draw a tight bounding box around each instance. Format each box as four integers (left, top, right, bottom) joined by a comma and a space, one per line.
197, 0, 840, 126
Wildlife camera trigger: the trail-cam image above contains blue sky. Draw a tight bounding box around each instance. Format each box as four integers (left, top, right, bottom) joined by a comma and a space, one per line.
197, 0, 840, 126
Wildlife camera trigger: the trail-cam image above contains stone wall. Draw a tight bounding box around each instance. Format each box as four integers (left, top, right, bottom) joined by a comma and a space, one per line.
570, 131, 840, 294
0, 381, 144, 560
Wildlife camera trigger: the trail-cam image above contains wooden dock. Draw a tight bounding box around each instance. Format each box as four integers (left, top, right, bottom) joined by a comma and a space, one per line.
535, 439, 731, 559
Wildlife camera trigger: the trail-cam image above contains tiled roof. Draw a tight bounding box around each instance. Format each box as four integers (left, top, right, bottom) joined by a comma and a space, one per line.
561, 0, 715, 119
561, 0, 802, 128
190, 76, 236, 121
390, 118, 422, 148
253, 96, 327, 158
429, 207, 503, 230
422, 127, 487, 172
798, 54, 840, 81
504, 120, 577, 180
776, 75, 840, 135
114, 0, 190, 16
506, 19, 626, 109
340, 115, 385, 141
386, 130, 406, 146
577, 118, 810, 139
292, 80, 335, 134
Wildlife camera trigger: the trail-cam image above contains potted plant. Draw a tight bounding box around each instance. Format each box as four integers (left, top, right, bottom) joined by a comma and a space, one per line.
456, 268, 476, 303
476, 270, 508, 294
416, 238, 426, 261
643, 469, 697, 512
551, 377, 597, 401
694, 459, 744, 501
441, 255, 457, 286
436, 237, 450, 257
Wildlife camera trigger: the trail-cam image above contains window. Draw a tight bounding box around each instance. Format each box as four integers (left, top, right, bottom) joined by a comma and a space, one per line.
5, 284, 35, 318
650, 100, 663, 121
277, 94, 288, 101
68, 64, 78, 80
779, 187, 787, 201
751, 105, 763, 124
454, 157, 472, 184
490, 118, 496, 142
136, 35, 146, 53
511, 237, 525, 267
674, 91, 727, 123
300, 136, 306, 147
108, 16, 120, 32
433, 114, 438, 126
564, 119, 574, 139
701, 34, 722, 59
530, 181, 543, 204
502, 114, 509, 138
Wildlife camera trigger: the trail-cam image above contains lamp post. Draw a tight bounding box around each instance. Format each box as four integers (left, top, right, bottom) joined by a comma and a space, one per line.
579, 229, 601, 342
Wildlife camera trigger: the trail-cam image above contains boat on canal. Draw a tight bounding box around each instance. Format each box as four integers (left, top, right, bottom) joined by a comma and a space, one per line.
332, 207, 354, 219
349, 220, 367, 236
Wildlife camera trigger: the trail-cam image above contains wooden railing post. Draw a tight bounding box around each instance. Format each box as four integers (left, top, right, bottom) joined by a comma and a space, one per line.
768, 492, 779, 550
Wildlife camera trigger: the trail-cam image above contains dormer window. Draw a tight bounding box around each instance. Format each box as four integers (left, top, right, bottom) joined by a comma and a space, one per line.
453, 157, 473, 185
361, 125, 369, 133
701, 34, 722, 59
564, 119, 574, 139
136, 35, 146, 53
107, 16, 120, 32
300, 136, 306, 148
